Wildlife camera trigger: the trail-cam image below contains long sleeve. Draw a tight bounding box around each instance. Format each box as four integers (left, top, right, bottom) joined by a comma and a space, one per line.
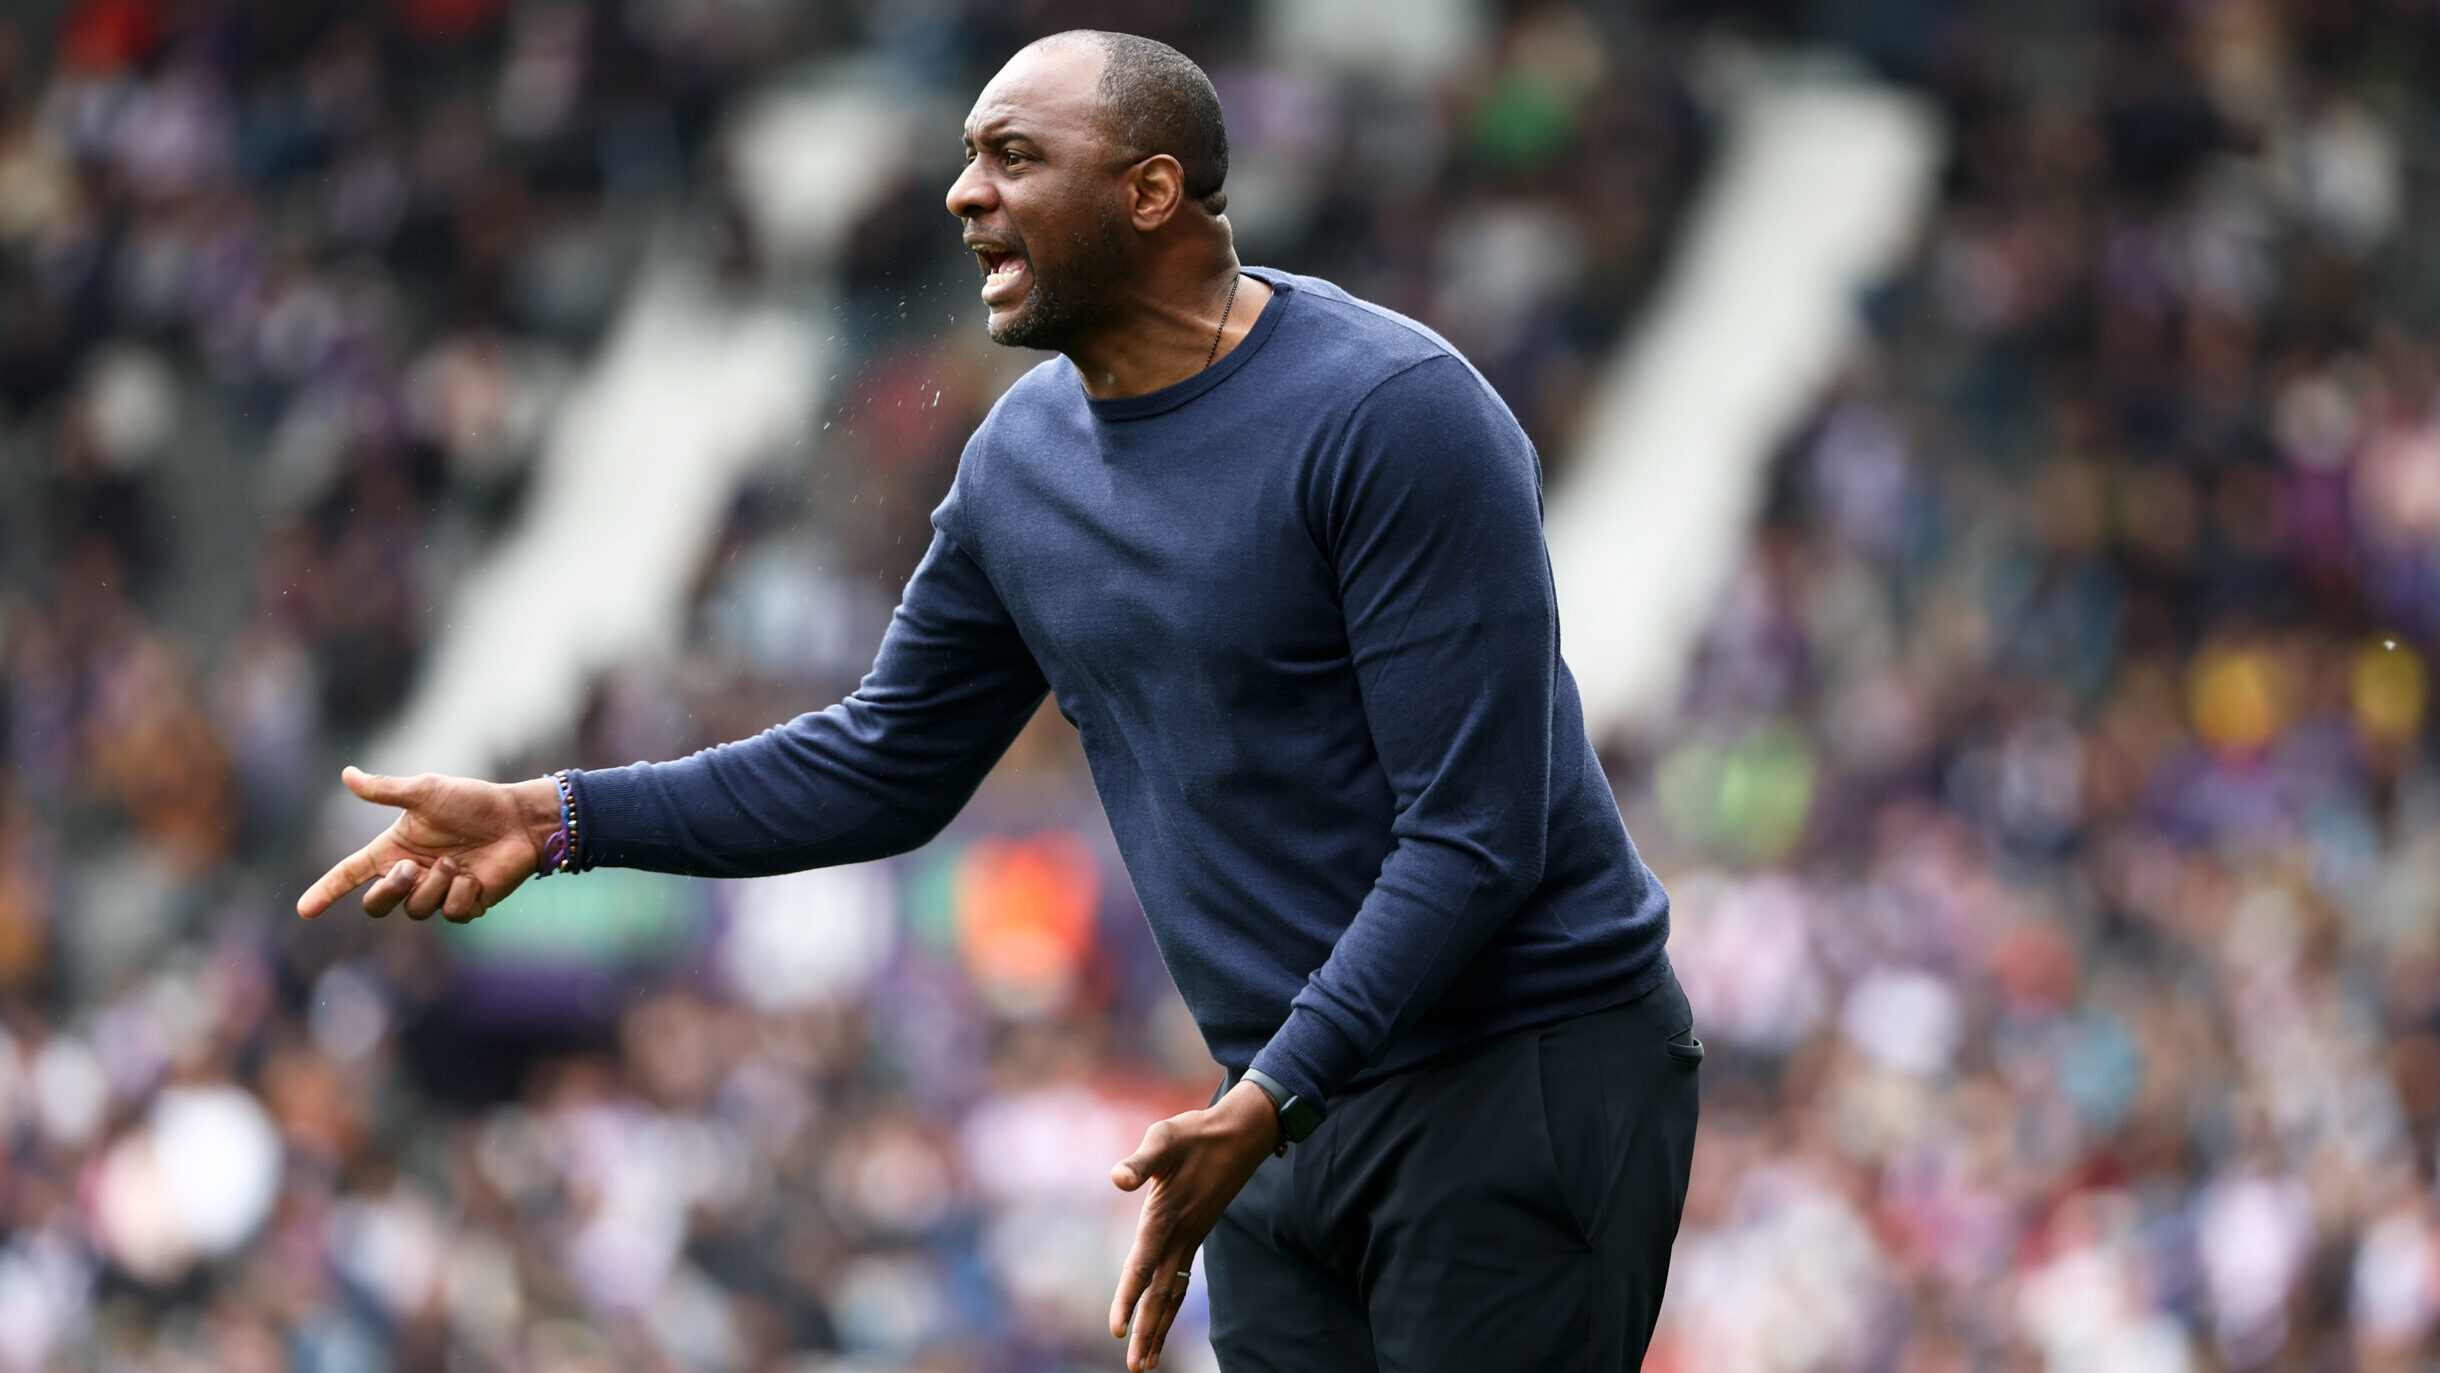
569, 528, 1048, 876
1246, 356, 1557, 1108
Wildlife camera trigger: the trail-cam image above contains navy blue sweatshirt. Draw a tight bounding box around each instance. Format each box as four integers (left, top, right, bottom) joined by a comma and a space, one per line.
570, 270, 1672, 1109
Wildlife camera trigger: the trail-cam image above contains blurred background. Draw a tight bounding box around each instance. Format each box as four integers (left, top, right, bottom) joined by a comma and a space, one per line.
3, 0, 2440, 1370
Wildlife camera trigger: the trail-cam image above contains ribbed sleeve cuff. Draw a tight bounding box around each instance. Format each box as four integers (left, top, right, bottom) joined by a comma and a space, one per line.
562, 766, 639, 871
1247, 1006, 1367, 1114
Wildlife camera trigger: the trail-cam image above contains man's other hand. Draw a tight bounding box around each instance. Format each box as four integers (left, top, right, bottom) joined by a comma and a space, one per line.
295, 767, 564, 923
1108, 1079, 1281, 1370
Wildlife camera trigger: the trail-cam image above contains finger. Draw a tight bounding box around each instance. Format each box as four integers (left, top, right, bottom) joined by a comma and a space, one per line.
1129, 1264, 1190, 1370
1149, 1261, 1193, 1356
1110, 1120, 1181, 1338
1110, 1239, 1161, 1340
1112, 1120, 1176, 1193
299, 845, 393, 919
341, 766, 431, 809
402, 858, 455, 920
1110, 1257, 1145, 1340
442, 871, 485, 923
1129, 1279, 1164, 1368
362, 859, 423, 918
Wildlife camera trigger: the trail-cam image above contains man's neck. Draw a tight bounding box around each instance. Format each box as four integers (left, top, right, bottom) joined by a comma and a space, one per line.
1062, 264, 1274, 401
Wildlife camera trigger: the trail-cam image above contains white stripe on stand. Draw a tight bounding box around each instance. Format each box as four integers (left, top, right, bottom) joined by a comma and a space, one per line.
1547, 70, 1942, 740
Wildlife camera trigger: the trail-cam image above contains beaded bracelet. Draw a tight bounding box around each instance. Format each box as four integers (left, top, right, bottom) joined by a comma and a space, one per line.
536, 771, 579, 876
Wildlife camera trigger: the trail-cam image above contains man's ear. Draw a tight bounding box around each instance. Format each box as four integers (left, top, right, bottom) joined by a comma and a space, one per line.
1127, 153, 1188, 231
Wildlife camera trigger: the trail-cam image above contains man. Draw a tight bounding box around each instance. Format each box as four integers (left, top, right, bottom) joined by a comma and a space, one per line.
298, 31, 1698, 1372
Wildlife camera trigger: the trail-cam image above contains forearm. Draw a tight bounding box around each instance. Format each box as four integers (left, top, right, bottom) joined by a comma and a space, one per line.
1248, 837, 1537, 1106
566, 530, 1047, 879
568, 700, 1028, 876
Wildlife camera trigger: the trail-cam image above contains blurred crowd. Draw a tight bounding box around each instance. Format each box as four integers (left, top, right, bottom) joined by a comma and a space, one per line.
3, 0, 2439, 1371
1641, 3, 2440, 1371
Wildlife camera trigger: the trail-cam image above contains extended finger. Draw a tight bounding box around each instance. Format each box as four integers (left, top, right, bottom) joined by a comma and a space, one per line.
442, 870, 485, 923
399, 858, 451, 920
362, 859, 423, 918
300, 845, 390, 919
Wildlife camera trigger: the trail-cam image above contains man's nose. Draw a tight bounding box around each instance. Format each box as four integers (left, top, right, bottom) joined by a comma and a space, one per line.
946, 160, 993, 219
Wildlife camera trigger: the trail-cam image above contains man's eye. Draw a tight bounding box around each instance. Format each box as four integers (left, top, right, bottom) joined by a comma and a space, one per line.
1001, 150, 1026, 168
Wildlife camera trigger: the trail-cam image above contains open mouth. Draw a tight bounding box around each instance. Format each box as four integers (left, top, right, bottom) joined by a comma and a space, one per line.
970, 243, 1029, 306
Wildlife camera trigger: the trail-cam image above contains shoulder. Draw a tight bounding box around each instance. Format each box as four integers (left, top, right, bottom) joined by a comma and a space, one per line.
1265, 278, 1542, 541
1257, 270, 1470, 385
1255, 270, 1516, 430
1251, 272, 1515, 432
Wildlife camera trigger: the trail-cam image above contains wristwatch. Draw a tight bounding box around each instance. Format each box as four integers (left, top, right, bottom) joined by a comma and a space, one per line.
1240, 1068, 1324, 1144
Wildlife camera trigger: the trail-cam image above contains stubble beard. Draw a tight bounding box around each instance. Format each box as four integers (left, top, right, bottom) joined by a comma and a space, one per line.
986, 205, 1131, 352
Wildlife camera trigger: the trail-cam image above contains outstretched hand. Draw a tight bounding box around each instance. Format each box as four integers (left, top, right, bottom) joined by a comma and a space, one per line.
1108, 1080, 1281, 1371
295, 767, 564, 922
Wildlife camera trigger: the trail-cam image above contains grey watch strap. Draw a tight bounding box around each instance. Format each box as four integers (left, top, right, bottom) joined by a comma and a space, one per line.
1240, 1067, 1323, 1143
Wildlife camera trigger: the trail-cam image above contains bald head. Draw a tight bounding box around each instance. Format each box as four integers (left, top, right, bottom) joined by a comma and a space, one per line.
950, 31, 1244, 360
1037, 30, 1231, 214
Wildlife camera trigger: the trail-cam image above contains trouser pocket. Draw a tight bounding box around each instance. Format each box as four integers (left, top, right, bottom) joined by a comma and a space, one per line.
1535, 977, 1702, 1243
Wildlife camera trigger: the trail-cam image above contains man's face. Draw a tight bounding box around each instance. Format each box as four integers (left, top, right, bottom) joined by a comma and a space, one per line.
948, 42, 1135, 350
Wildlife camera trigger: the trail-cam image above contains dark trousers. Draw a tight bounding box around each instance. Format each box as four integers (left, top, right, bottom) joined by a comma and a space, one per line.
1205, 968, 1701, 1372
